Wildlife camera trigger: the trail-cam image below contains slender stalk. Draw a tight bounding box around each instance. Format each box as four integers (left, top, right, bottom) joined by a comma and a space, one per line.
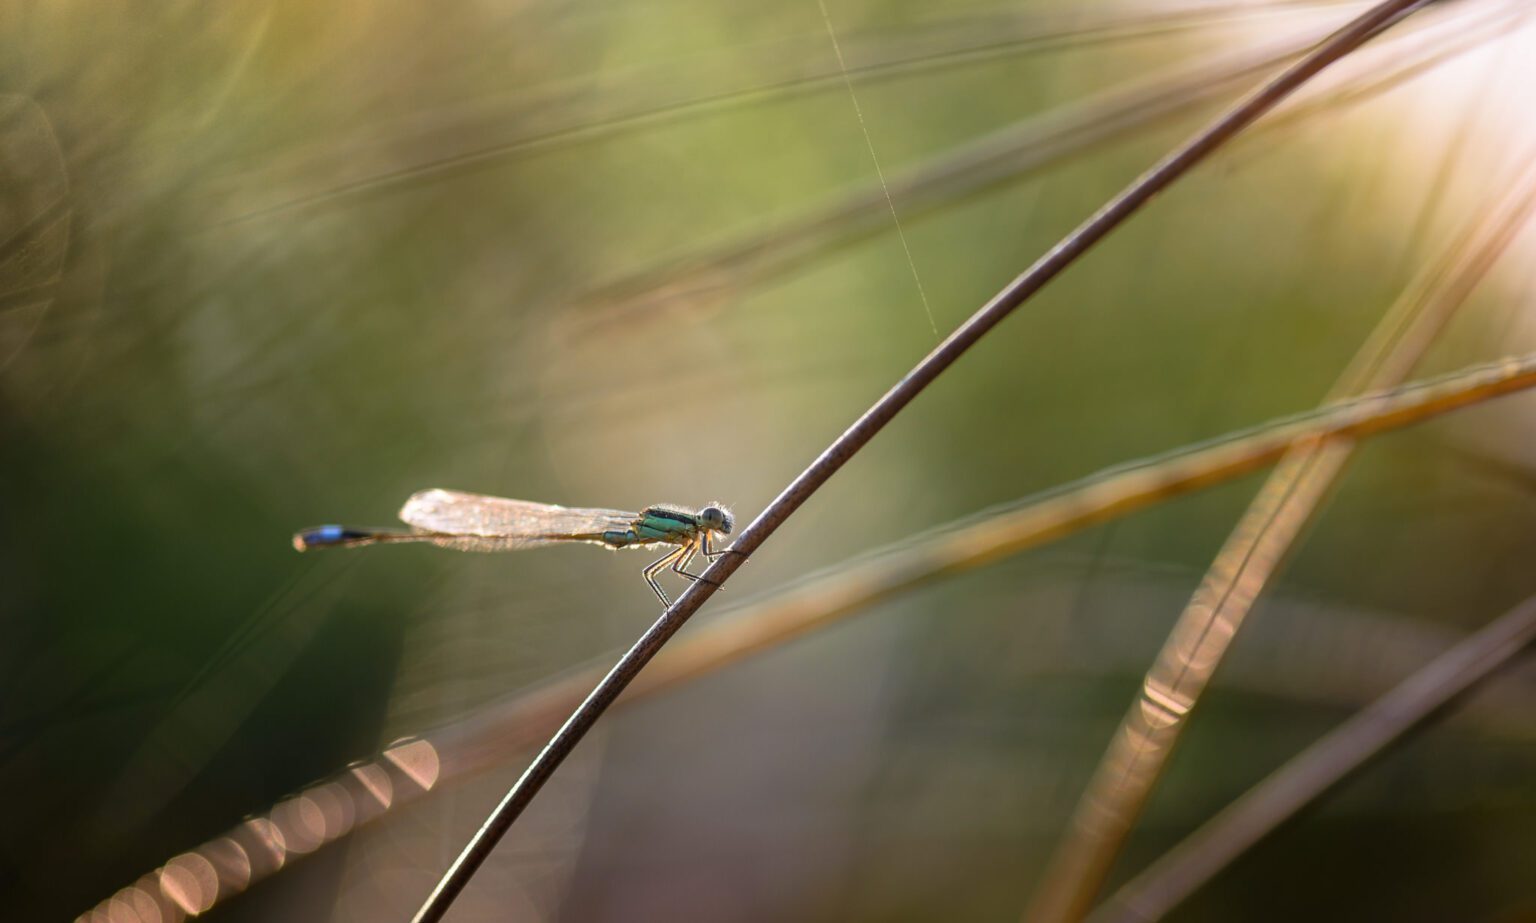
411, 3, 1431, 919
1087, 594, 1536, 923
1024, 147, 1536, 923
417, 350, 1536, 782
209, 2, 1338, 227
85, 346, 1536, 922
564, 36, 1302, 332
566, 0, 1501, 335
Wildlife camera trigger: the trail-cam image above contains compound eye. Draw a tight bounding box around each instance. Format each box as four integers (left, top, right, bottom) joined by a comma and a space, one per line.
702, 506, 730, 531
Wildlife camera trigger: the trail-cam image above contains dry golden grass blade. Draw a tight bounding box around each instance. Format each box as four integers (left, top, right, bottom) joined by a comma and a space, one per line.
86, 345, 1536, 922
560, 35, 1313, 335
412, 5, 1440, 915
1022, 152, 1536, 923
562, 1, 1511, 337
1088, 593, 1536, 923
207, 3, 1334, 228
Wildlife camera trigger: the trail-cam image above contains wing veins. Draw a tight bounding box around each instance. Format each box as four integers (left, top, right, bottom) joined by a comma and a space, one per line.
398, 489, 636, 549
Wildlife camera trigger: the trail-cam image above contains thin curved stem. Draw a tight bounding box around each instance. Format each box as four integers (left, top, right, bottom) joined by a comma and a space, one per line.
565, 0, 1506, 336
1088, 594, 1536, 923
84, 345, 1536, 923
1024, 139, 1536, 923
207, 3, 1343, 228
412, 3, 1430, 919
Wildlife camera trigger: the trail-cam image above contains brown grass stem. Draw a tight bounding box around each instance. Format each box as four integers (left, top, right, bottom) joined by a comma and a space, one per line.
1024, 144, 1536, 923
1088, 593, 1536, 923
411, 4, 1435, 918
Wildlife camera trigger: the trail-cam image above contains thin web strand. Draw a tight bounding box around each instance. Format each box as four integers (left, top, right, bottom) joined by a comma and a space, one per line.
816, 0, 939, 336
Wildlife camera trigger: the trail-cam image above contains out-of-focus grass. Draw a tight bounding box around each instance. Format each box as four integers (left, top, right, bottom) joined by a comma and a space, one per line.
3, 2, 1536, 921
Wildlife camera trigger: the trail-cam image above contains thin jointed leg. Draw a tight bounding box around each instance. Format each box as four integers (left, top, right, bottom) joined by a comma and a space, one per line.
702, 531, 747, 562
642, 545, 686, 605
673, 538, 723, 589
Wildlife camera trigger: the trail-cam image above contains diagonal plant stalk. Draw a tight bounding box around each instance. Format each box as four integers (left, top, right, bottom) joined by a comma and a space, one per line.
1086, 593, 1536, 923
209, 2, 1345, 227
564, 0, 1502, 336
80, 344, 1536, 922
561, 39, 1303, 333
1022, 120, 1536, 923
409, 4, 1434, 919
1228, 2, 1531, 156
411, 354, 1536, 781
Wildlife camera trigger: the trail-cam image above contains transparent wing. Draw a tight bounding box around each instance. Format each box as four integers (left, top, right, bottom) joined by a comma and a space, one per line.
397, 488, 637, 550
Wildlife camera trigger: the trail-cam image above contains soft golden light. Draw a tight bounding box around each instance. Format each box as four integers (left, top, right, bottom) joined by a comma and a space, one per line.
270, 796, 324, 854
159, 852, 218, 915
382, 738, 440, 790
305, 781, 357, 840
242, 817, 287, 870
350, 761, 394, 808
196, 837, 251, 895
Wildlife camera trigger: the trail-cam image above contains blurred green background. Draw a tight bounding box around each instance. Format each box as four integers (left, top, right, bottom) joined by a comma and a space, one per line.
3, 1, 1536, 920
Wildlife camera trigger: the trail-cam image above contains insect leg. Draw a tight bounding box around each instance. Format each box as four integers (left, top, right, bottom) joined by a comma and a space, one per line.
671, 538, 699, 577
643, 546, 685, 605
673, 537, 725, 589
701, 529, 748, 562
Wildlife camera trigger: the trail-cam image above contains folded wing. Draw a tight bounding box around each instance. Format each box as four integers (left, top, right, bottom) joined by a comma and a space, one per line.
398, 488, 637, 550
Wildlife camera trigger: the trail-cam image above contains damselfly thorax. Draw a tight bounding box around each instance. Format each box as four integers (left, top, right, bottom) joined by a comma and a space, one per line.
294, 489, 735, 605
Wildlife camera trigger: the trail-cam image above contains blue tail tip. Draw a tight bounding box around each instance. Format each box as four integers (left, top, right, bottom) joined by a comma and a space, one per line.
293, 524, 357, 551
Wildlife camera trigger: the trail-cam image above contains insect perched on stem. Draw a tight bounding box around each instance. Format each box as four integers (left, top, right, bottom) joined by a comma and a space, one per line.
294, 488, 735, 605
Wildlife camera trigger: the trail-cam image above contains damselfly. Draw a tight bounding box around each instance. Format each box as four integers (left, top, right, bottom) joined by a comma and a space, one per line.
294, 489, 734, 605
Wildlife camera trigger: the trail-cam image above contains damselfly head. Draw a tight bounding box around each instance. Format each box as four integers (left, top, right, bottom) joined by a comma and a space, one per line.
700, 504, 733, 534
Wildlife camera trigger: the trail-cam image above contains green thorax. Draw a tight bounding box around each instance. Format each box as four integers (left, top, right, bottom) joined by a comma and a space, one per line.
634, 506, 704, 543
